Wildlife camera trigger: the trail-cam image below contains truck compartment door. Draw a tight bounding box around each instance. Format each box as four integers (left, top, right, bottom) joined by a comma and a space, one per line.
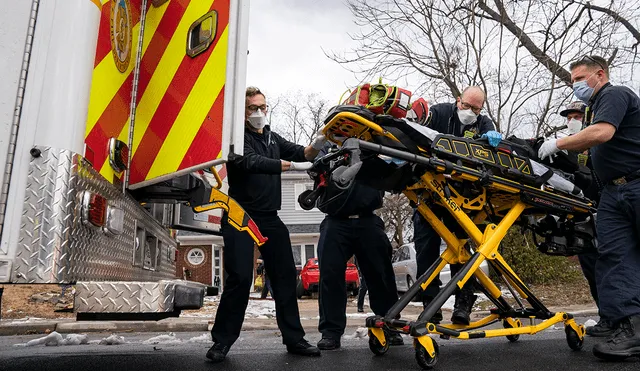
128, 0, 248, 189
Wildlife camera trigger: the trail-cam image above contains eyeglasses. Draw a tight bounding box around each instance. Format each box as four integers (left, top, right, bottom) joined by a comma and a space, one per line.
580, 55, 607, 71
247, 104, 269, 113
460, 101, 482, 114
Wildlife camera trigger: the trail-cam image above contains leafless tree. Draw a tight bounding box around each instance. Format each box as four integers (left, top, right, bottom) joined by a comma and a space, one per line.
376, 193, 414, 247
330, 0, 640, 137
266, 95, 282, 127
267, 91, 331, 144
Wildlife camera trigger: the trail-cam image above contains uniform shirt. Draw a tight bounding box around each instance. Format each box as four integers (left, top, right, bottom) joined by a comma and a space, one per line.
426, 103, 495, 137
227, 126, 306, 214
588, 82, 640, 183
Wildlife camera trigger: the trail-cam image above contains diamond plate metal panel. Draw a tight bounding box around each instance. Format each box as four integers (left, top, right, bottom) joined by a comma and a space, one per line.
75, 280, 176, 313
13, 146, 177, 283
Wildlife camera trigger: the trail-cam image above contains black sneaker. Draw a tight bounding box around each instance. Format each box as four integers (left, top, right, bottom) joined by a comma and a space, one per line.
593, 315, 640, 361
206, 342, 230, 363
586, 319, 618, 337
317, 337, 341, 350
386, 331, 404, 346
357, 307, 364, 313
287, 339, 322, 356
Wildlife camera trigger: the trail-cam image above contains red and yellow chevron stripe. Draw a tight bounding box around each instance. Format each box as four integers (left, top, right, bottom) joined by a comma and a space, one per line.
85, 0, 144, 183
85, 0, 230, 186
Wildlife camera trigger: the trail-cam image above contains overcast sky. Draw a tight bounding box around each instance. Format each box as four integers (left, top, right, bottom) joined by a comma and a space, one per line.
246, 0, 361, 103
244, 0, 640, 137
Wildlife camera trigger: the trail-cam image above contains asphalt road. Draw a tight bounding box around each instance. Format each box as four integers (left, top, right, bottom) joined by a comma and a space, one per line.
0, 316, 638, 371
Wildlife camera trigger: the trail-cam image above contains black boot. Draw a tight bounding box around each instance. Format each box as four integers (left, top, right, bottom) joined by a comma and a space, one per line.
586, 319, 618, 337
593, 315, 640, 361
286, 339, 321, 356
206, 342, 230, 363
451, 289, 478, 325
317, 337, 341, 350
422, 297, 444, 324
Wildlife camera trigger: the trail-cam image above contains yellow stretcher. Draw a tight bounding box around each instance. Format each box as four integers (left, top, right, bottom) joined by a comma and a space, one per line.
302, 106, 596, 370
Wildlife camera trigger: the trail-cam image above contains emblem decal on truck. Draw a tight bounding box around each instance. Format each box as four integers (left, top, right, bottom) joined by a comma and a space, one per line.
109, 0, 132, 73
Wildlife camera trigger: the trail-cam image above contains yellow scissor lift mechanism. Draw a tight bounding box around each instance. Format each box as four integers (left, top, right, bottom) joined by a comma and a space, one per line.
319, 110, 592, 369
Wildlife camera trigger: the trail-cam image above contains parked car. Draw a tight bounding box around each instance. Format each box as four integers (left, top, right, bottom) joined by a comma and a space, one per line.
296, 258, 360, 298
392, 242, 490, 293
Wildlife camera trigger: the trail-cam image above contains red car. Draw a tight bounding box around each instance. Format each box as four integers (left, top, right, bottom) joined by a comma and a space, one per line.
296, 258, 360, 298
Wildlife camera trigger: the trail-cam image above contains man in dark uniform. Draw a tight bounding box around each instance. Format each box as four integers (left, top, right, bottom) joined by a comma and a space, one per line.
207, 87, 324, 362
413, 86, 502, 325
314, 147, 402, 350
557, 101, 612, 337
539, 56, 640, 361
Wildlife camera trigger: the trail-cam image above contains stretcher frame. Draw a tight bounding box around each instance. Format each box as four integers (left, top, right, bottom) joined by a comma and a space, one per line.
318, 111, 593, 370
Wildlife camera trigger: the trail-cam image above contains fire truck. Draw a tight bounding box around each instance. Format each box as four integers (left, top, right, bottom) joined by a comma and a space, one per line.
0, 0, 264, 319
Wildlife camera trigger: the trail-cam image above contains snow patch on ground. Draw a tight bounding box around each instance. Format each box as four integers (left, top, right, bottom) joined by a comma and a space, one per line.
142, 333, 212, 345
95, 334, 127, 345
243, 300, 276, 319
13, 332, 215, 348
142, 333, 182, 345
343, 327, 368, 340
186, 333, 212, 343
584, 319, 598, 327
63, 334, 89, 345
14, 332, 89, 347
346, 312, 374, 318
204, 296, 219, 303
181, 298, 276, 319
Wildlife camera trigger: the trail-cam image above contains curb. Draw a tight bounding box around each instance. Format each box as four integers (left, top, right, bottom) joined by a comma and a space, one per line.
0, 321, 58, 336
0, 308, 599, 336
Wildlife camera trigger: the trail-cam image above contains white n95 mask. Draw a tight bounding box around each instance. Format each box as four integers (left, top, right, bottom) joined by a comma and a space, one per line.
457, 109, 477, 126
567, 118, 583, 134
247, 110, 266, 129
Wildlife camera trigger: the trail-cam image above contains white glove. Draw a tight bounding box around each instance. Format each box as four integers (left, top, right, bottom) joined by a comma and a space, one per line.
310, 132, 327, 150
538, 138, 560, 162
289, 162, 313, 171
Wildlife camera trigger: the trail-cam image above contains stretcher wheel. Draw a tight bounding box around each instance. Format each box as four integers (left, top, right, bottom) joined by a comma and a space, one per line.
368, 330, 389, 355
565, 326, 584, 351
503, 319, 521, 342
414, 338, 439, 370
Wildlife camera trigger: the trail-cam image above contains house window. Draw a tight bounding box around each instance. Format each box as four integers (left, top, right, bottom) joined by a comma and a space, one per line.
292, 245, 302, 266
305, 244, 316, 260
294, 183, 315, 211
187, 247, 206, 266
292, 243, 317, 267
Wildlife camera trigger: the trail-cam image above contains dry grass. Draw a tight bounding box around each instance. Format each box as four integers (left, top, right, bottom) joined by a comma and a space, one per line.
0, 284, 74, 320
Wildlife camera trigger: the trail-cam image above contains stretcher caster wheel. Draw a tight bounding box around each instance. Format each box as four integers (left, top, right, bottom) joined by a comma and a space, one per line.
368, 330, 389, 355
414, 337, 439, 370
565, 325, 584, 351
503, 319, 522, 342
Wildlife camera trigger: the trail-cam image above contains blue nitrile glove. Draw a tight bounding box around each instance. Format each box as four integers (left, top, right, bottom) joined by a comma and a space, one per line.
481, 130, 502, 147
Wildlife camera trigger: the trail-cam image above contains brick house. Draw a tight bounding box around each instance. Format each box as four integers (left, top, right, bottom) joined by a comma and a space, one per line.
175, 170, 324, 288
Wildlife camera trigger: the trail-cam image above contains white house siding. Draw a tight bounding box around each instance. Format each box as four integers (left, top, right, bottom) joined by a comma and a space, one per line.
278, 171, 325, 225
